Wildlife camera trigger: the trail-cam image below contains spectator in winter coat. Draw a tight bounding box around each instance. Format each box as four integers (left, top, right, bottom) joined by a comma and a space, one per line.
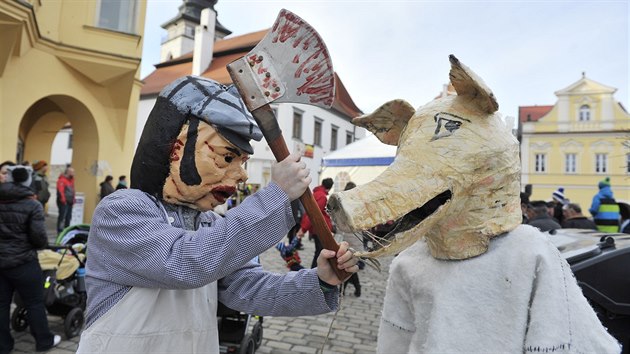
297, 178, 334, 268
30, 160, 51, 208
550, 187, 567, 224
286, 199, 305, 250
276, 235, 304, 271
589, 177, 620, 233
115, 175, 128, 190
0, 166, 60, 352
619, 202, 630, 234
99, 175, 115, 200
561, 203, 597, 230
0, 161, 15, 184
56, 167, 75, 233
527, 200, 561, 232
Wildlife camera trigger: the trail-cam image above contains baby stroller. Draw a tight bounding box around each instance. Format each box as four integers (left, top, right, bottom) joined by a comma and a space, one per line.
218, 256, 264, 354
55, 223, 90, 252
11, 224, 89, 339
217, 302, 264, 354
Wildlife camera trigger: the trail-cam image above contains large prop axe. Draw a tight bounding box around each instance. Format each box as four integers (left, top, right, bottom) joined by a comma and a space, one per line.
228, 9, 350, 280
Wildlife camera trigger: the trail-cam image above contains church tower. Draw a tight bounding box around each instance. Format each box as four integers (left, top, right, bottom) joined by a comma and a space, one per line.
159, 0, 231, 62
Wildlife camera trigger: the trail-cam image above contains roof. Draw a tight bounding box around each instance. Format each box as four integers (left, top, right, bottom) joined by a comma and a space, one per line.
141, 29, 363, 119
518, 105, 553, 123
322, 134, 396, 167
555, 74, 617, 96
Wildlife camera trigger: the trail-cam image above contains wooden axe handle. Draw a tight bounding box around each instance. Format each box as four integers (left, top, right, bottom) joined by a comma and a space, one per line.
251, 106, 351, 281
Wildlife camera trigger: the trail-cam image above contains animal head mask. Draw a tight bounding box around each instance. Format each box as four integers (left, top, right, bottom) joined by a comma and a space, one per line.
131, 76, 262, 211
327, 55, 521, 260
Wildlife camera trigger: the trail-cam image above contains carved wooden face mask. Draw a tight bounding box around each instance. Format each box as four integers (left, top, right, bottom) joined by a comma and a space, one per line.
327, 55, 522, 260
163, 120, 249, 211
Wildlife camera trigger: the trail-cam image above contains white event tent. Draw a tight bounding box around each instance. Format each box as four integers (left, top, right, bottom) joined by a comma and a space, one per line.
320, 134, 397, 192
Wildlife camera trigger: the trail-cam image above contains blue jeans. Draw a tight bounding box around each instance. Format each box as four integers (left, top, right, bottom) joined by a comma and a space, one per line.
57, 202, 73, 234
0, 259, 54, 353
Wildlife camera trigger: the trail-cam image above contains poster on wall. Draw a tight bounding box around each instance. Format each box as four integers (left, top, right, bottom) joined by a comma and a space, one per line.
70, 192, 85, 225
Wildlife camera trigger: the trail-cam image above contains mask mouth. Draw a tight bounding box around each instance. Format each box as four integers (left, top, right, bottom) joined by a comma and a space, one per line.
210, 186, 236, 204
361, 190, 452, 252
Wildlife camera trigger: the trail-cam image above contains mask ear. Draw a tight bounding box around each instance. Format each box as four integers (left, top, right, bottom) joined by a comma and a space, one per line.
352, 99, 415, 146
449, 55, 498, 114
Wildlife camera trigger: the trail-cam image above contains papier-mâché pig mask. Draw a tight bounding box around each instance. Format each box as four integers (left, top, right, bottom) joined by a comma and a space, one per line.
327, 55, 521, 260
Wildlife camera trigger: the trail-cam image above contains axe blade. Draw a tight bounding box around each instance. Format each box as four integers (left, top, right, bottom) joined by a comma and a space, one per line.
227, 9, 336, 111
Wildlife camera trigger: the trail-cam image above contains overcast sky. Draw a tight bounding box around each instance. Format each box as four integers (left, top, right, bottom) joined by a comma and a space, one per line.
141, 1, 629, 122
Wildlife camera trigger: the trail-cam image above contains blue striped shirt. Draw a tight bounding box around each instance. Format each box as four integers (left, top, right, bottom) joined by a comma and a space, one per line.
84, 183, 338, 328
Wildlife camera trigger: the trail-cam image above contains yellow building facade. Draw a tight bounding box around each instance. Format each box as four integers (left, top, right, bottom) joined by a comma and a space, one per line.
521, 74, 630, 215
0, 0, 146, 220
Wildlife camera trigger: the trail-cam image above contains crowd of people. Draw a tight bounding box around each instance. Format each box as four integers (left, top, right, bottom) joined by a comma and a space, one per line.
0, 160, 133, 353
0, 161, 61, 353
521, 177, 630, 234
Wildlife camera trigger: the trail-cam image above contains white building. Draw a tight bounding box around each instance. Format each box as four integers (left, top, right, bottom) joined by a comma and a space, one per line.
138, 0, 365, 192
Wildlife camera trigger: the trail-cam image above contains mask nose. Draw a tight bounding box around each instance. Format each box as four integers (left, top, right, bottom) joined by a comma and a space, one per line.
233, 165, 247, 184
327, 194, 352, 233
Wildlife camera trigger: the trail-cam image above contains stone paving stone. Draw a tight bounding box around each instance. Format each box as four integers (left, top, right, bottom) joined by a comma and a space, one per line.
325, 346, 354, 353
308, 324, 332, 333
256, 346, 272, 354
352, 343, 379, 352
292, 345, 319, 353
292, 327, 315, 335
267, 349, 293, 354
280, 336, 305, 346
266, 341, 292, 350
347, 326, 372, 335
303, 334, 327, 343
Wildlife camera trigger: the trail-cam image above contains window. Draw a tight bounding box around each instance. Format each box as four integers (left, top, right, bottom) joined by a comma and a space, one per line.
313, 119, 322, 146
595, 153, 607, 173
346, 131, 354, 145
292, 110, 302, 140
527, 114, 532, 122
68, 133, 73, 149
331, 126, 338, 151
97, 0, 138, 34
534, 153, 546, 173
564, 153, 576, 173
185, 25, 195, 38
579, 105, 590, 121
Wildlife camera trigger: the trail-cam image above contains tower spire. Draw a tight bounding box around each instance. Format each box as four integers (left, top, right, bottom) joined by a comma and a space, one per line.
159, 0, 231, 63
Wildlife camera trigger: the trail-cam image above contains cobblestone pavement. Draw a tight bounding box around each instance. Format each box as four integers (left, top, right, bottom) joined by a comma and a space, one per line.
9, 216, 393, 353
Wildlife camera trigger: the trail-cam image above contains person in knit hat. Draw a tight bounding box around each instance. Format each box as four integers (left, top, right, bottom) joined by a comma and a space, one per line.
0, 165, 61, 352
30, 160, 50, 208
589, 177, 620, 233
550, 187, 567, 224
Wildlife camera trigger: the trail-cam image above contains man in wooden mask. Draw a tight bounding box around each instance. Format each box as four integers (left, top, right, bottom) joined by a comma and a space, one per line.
77, 76, 358, 353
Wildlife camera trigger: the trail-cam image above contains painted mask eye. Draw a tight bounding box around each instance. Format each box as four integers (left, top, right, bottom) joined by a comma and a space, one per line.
431, 112, 471, 141
224, 155, 234, 163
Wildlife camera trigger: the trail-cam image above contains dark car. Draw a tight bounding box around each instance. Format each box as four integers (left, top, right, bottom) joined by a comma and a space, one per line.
549, 228, 630, 353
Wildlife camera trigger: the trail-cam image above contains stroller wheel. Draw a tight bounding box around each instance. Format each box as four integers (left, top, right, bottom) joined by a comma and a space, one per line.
252, 321, 263, 349
64, 307, 85, 339
11, 306, 28, 332
238, 334, 255, 354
